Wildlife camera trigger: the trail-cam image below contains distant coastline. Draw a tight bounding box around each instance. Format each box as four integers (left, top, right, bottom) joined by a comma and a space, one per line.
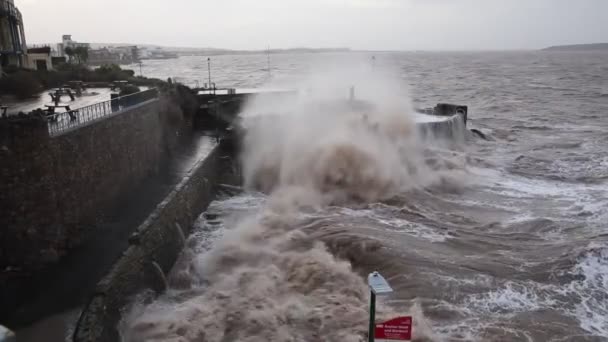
84, 44, 351, 57
542, 43, 608, 51
174, 47, 351, 56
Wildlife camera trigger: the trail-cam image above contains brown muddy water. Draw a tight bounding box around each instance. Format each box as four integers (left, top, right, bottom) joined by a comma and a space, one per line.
113, 51, 608, 342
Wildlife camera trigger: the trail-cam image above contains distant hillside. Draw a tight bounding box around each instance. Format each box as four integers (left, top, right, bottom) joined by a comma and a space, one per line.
543, 43, 608, 51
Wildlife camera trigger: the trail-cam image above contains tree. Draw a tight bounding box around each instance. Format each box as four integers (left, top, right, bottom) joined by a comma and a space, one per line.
65, 46, 89, 64
64, 46, 75, 63
74, 46, 89, 64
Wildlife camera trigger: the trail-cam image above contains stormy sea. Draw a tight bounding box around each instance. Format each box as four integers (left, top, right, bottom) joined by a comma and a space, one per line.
120, 51, 608, 341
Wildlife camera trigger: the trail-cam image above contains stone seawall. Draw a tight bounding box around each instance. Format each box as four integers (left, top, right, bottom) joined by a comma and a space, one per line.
0, 97, 188, 271
73, 141, 231, 342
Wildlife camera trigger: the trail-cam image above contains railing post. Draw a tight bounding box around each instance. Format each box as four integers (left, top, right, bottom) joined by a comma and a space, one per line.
369, 291, 376, 342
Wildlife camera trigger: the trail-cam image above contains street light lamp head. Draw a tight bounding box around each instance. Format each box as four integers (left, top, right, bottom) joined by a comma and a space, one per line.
368, 271, 393, 295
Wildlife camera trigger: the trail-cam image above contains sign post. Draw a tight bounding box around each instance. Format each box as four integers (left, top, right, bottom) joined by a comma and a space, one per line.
369, 288, 376, 342
368, 271, 393, 342
367, 272, 412, 342
375, 316, 413, 342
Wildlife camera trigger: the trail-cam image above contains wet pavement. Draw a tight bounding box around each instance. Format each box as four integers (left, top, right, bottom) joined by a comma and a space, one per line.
4, 88, 115, 115
4, 86, 149, 116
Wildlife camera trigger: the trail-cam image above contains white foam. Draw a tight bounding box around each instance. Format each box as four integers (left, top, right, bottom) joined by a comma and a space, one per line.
465, 281, 554, 315
470, 165, 608, 232
376, 217, 448, 243
414, 112, 450, 123
568, 243, 608, 335
335, 207, 449, 243
455, 243, 608, 338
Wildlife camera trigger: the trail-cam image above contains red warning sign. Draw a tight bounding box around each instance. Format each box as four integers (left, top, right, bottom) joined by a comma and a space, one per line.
375, 316, 412, 341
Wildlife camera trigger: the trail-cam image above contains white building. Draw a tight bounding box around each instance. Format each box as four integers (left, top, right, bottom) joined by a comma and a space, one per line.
26, 46, 53, 70
57, 34, 89, 56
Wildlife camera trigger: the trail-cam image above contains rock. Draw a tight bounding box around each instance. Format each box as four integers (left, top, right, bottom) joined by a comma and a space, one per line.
470, 128, 488, 140
40, 248, 60, 264
0, 325, 16, 342
128, 232, 141, 245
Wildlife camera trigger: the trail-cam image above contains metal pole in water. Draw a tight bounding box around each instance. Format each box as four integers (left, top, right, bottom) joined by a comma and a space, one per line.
138, 61, 143, 77
368, 291, 376, 342
207, 57, 212, 89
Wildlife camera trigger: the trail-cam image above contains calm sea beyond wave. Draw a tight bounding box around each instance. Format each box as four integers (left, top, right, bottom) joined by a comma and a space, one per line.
121, 51, 608, 341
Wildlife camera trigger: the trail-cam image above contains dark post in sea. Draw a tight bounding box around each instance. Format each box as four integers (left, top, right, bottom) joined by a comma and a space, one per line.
207, 57, 212, 88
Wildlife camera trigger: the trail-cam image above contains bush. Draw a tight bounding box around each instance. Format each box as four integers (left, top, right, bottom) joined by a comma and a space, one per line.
50, 63, 135, 83
93, 64, 134, 82
0, 71, 43, 99
118, 85, 140, 96
94, 64, 121, 73
2, 64, 20, 74
36, 70, 69, 89
129, 76, 166, 89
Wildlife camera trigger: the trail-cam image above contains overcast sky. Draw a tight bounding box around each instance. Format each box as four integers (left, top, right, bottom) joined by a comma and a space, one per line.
17, 0, 607, 50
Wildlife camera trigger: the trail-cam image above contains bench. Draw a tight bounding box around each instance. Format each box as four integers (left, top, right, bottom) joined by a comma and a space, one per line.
45, 105, 72, 121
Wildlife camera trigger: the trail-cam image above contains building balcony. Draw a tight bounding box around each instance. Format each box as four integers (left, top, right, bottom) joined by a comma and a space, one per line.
0, 0, 19, 19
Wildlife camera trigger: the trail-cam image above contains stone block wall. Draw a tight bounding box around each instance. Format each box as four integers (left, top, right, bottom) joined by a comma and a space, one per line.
0, 98, 187, 270
74, 142, 226, 342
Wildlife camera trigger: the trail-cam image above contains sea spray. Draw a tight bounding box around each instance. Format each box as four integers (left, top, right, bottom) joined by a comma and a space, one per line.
120, 62, 448, 342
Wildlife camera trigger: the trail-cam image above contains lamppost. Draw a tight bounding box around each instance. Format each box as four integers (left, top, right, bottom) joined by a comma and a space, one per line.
207, 57, 211, 89
368, 271, 393, 342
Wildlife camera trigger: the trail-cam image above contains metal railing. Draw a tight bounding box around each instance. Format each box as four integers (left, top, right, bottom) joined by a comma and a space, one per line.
47, 88, 159, 136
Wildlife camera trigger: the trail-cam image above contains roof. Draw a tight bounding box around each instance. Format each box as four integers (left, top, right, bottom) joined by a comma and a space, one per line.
27, 46, 51, 54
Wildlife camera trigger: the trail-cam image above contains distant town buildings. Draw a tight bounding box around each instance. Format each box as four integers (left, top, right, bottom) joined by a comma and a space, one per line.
0, 0, 27, 69
58, 34, 90, 56
0, 1, 65, 73
138, 47, 178, 60
0, 10, 146, 74
87, 45, 139, 66
57, 34, 140, 66
0, 2, 180, 76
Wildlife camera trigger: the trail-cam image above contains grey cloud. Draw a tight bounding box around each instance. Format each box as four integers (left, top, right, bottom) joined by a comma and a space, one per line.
17, 0, 608, 50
